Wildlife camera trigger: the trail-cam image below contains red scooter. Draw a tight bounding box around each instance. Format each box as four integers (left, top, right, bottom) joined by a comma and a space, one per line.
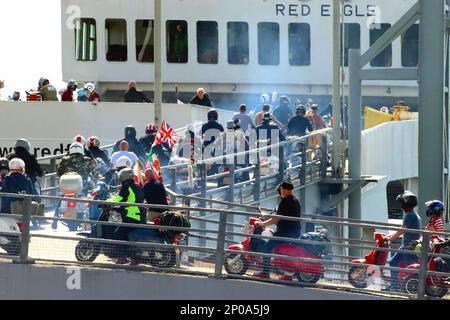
224, 216, 330, 284
348, 233, 450, 298
400, 236, 450, 298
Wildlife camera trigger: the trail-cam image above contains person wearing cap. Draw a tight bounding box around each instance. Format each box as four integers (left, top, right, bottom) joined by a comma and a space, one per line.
306, 104, 324, 130
6, 139, 43, 186
254, 180, 301, 280
287, 105, 314, 137
139, 123, 158, 154
1, 158, 38, 214
0, 158, 9, 188
232, 104, 256, 134
85, 82, 101, 103
38, 77, 58, 101
124, 81, 152, 103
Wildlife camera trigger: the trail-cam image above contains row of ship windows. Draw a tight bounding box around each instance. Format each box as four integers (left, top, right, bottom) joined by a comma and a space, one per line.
75, 18, 419, 67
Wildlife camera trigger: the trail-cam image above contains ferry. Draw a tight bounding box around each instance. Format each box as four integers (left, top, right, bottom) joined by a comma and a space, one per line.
61, 0, 419, 109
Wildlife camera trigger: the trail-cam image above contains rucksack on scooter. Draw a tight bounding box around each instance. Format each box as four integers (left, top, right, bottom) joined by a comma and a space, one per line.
159, 211, 190, 238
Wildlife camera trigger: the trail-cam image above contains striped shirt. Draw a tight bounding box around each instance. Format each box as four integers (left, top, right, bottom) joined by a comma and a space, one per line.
427, 217, 445, 232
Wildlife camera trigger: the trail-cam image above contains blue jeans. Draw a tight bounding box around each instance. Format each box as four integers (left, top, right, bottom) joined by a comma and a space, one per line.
389, 250, 418, 289
260, 239, 287, 275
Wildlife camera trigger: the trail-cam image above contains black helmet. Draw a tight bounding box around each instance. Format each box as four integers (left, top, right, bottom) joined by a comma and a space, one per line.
0, 157, 9, 171
15, 138, 31, 152
207, 109, 218, 121
425, 200, 444, 217
396, 191, 418, 209
118, 168, 135, 183
125, 125, 137, 139
262, 112, 273, 122
296, 105, 306, 115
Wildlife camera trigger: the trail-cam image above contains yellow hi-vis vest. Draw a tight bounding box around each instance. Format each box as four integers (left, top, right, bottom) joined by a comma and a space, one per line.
108, 187, 141, 222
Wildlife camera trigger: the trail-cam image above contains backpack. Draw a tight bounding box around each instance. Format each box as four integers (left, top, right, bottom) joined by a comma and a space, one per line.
160, 211, 190, 238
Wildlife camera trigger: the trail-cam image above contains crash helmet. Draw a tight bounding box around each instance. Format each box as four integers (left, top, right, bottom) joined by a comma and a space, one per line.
118, 168, 135, 183
425, 200, 444, 217
116, 156, 132, 169
380, 106, 390, 114
280, 95, 290, 105
296, 105, 307, 115
73, 135, 86, 146
207, 109, 218, 121
125, 125, 137, 139
67, 79, 78, 90
85, 82, 95, 93
88, 136, 100, 148
38, 77, 49, 89
0, 157, 9, 171
8, 158, 25, 171
226, 120, 236, 130
396, 190, 418, 210
15, 138, 31, 152
145, 123, 157, 134
69, 142, 84, 155
262, 112, 273, 122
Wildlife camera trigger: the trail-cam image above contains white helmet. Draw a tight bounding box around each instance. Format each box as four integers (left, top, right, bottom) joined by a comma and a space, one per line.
73, 135, 86, 146
116, 156, 132, 168
69, 142, 84, 155
9, 158, 25, 170
85, 82, 95, 93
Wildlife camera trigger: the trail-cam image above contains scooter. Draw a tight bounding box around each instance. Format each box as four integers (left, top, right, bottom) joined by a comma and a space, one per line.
74, 205, 187, 268
224, 216, 330, 283
52, 173, 92, 231
0, 215, 22, 256
400, 237, 450, 298
348, 232, 392, 289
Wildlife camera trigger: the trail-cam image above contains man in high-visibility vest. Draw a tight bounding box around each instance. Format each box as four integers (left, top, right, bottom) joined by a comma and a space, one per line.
108, 168, 146, 264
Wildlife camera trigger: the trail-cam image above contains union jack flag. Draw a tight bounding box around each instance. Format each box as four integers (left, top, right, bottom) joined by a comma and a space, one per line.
156, 120, 179, 149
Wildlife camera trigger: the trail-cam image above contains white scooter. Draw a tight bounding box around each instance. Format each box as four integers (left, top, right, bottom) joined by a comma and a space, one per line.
0, 215, 22, 256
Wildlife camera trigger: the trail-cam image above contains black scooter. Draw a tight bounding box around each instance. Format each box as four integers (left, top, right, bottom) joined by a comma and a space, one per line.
74, 205, 184, 268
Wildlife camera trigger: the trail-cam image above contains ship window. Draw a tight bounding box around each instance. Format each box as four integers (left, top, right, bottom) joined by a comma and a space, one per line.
258, 22, 280, 65
227, 22, 249, 65
341, 23, 360, 67
401, 24, 419, 67
197, 21, 218, 64
167, 20, 188, 63
75, 18, 97, 61
288, 23, 310, 66
370, 23, 392, 67
136, 20, 154, 63
105, 19, 127, 62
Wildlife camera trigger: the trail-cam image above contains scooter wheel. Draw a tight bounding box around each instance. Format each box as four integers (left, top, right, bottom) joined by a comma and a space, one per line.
403, 275, 418, 295
148, 248, 176, 268
224, 253, 248, 275
75, 240, 99, 262
296, 272, 320, 284
348, 265, 368, 289
425, 284, 448, 298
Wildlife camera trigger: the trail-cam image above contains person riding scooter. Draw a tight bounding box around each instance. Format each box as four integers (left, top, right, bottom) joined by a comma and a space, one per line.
107, 168, 146, 264
384, 191, 422, 291
254, 180, 301, 280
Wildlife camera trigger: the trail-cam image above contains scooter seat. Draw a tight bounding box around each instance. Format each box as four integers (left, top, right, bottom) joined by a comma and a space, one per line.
128, 228, 165, 243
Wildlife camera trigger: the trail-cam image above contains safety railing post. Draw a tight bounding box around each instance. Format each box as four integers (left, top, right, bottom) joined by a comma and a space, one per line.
50, 159, 57, 196
299, 141, 307, 185
14, 196, 34, 264
321, 134, 328, 178
214, 211, 227, 278
254, 151, 261, 202
417, 232, 430, 300
228, 165, 235, 203
200, 163, 207, 208
278, 145, 285, 184
169, 168, 177, 204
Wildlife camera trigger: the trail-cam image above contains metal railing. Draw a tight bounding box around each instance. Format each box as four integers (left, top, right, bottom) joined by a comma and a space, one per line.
0, 191, 449, 300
